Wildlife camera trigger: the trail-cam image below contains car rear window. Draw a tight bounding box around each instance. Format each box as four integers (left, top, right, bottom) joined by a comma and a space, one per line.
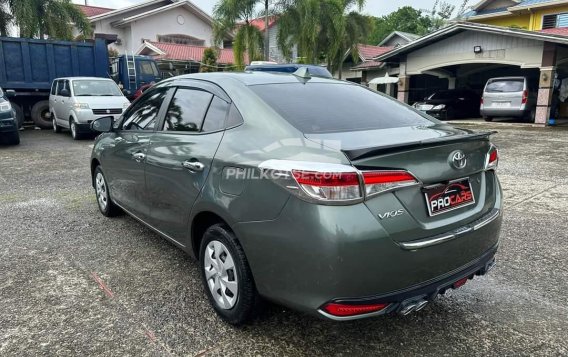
486, 79, 524, 93
250, 82, 433, 134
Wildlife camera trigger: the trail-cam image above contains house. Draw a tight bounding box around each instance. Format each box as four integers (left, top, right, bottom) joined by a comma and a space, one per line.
248, 16, 298, 63
137, 40, 239, 75
463, 0, 568, 31
373, 21, 568, 125
77, 0, 226, 55
378, 31, 421, 47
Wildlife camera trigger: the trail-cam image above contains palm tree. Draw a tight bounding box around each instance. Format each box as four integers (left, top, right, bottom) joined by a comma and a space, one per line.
213, 0, 273, 69
10, 0, 92, 40
276, 0, 370, 73
0, 0, 13, 37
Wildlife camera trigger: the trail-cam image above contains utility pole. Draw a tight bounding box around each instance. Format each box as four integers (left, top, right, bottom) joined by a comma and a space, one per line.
264, 0, 269, 61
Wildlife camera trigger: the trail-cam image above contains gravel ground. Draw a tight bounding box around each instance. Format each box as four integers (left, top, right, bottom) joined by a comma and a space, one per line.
0, 126, 567, 356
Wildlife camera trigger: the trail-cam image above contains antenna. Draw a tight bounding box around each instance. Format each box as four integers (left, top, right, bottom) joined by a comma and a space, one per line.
293, 67, 312, 83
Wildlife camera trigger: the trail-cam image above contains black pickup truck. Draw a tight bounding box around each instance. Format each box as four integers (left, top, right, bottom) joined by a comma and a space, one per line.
0, 88, 19, 145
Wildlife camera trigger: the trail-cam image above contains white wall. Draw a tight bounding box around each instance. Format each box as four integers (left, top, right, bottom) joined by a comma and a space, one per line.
129, 7, 215, 52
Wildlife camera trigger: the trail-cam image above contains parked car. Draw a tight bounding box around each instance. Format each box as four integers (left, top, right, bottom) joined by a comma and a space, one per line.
413, 89, 481, 120
130, 82, 155, 101
0, 88, 19, 145
90, 72, 502, 325
245, 63, 333, 78
481, 77, 536, 122
50, 77, 131, 140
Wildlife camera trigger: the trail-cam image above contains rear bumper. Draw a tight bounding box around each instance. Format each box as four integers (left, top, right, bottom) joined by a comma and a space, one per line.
318, 244, 497, 320
481, 108, 526, 117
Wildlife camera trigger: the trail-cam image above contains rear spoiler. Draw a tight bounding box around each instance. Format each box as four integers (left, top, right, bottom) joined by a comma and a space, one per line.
343, 131, 497, 161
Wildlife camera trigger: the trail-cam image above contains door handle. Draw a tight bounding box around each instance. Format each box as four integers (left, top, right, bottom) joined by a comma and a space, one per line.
132, 152, 146, 162
182, 160, 204, 172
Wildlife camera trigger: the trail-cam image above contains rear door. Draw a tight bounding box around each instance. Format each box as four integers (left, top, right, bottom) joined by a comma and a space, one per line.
54, 80, 70, 123
145, 83, 229, 243
483, 78, 525, 109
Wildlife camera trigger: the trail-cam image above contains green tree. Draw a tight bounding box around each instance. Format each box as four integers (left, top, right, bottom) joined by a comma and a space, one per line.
0, 1, 12, 37
277, 0, 370, 70
366, 7, 432, 45
427, 0, 470, 31
10, 0, 92, 40
214, 0, 272, 69
200, 47, 219, 73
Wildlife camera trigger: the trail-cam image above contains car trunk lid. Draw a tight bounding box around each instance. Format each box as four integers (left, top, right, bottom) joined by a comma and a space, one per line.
305, 125, 498, 243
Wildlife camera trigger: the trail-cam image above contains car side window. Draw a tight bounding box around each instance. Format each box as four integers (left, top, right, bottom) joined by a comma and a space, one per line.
226, 103, 244, 128
202, 97, 229, 132
121, 87, 169, 131
50, 81, 57, 95
163, 88, 213, 132
57, 80, 69, 96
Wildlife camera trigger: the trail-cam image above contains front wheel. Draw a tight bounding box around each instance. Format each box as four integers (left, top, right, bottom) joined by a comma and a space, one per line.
70, 120, 81, 140
31, 100, 51, 129
93, 166, 122, 217
3, 131, 20, 145
484, 116, 494, 122
199, 224, 260, 325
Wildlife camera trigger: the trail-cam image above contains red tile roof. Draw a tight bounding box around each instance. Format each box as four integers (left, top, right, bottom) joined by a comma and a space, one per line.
539, 27, 568, 36
357, 44, 394, 61
77, 4, 114, 17
148, 42, 239, 64
351, 61, 384, 70
248, 16, 278, 31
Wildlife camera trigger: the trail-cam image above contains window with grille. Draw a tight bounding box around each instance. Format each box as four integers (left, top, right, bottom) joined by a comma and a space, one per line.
157, 34, 205, 46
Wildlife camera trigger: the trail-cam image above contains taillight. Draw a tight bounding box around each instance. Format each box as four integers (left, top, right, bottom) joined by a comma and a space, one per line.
259, 160, 418, 205
321, 302, 389, 317
480, 97, 484, 105
486, 144, 499, 170
292, 170, 361, 201
362, 171, 417, 197
522, 90, 528, 105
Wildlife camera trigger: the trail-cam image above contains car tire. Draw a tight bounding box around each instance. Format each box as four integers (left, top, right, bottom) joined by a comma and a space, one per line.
4, 131, 20, 145
93, 166, 122, 217
70, 120, 81, 140
483, 116, 494, 122
31, 100, 51, 129
12, 103, 24, 129
445, 107, 455, 120
199, 224, 259, 325
52, 114, 62, 133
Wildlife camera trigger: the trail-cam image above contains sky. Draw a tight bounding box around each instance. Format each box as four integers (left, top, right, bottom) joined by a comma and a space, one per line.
73, 0, 467, 17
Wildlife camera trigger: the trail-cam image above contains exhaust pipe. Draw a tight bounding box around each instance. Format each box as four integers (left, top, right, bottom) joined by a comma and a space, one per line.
399, 299, 429, 315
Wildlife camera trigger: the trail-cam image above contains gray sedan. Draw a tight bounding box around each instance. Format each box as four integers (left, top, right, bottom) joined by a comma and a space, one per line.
90, 71, 502, 325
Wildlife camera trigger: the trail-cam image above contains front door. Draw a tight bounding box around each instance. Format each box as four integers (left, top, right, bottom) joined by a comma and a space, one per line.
145, 86, 229, 243
101, 86, 171, 218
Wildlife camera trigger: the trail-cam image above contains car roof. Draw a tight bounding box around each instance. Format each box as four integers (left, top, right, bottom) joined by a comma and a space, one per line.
171, 71, 347, 87
53, 77, 115, 81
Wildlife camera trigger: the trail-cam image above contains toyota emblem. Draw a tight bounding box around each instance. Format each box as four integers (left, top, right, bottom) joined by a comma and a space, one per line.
106, 109, 110, 114
449, 150, 467, 170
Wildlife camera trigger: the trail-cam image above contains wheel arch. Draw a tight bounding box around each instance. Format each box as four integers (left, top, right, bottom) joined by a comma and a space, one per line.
91, 158, 101, 188
190, 210, 232, 259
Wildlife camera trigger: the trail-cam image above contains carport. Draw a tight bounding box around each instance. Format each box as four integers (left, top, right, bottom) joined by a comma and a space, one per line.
374, 22, 568, 125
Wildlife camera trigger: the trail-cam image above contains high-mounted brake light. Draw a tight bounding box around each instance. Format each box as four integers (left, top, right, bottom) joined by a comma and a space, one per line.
363, 171, 417, 197
486, 144, 499, 170
321, 302, 389, 317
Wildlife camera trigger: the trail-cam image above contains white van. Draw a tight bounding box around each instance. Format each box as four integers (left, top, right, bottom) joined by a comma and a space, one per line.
480, 77, 537, 122
49, 77, 130, 139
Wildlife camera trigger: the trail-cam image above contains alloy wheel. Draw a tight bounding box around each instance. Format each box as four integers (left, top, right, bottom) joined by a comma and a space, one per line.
95, 172, 108, 211
204, 240, 238, 310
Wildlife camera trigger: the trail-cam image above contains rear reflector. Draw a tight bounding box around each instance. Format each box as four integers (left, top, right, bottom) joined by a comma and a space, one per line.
453, 277, 469, 289
322, 302, 389, 317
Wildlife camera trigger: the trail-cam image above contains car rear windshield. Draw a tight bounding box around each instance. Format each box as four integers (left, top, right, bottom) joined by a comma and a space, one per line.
486, 79, 524, 93
250, 82, 433, 134
72, 80, 122, 96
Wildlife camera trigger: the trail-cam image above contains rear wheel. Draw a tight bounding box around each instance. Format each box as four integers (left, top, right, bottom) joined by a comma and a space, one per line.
199, 224, 259, 325
31, 100, 51, 129
94, 166, 122, 217
483, 116, 494, 122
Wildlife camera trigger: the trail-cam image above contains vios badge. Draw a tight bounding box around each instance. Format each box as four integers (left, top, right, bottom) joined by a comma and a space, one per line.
449, 150, 467, 170
379, 209, 405, 220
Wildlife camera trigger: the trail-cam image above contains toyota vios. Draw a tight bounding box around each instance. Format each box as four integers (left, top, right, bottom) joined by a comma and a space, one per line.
90, 71, 502, 325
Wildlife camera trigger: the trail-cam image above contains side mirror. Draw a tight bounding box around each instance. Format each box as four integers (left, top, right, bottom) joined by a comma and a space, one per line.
91, 116, 114, 133
60, 89, 70, 97
5, 90, 15, 98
